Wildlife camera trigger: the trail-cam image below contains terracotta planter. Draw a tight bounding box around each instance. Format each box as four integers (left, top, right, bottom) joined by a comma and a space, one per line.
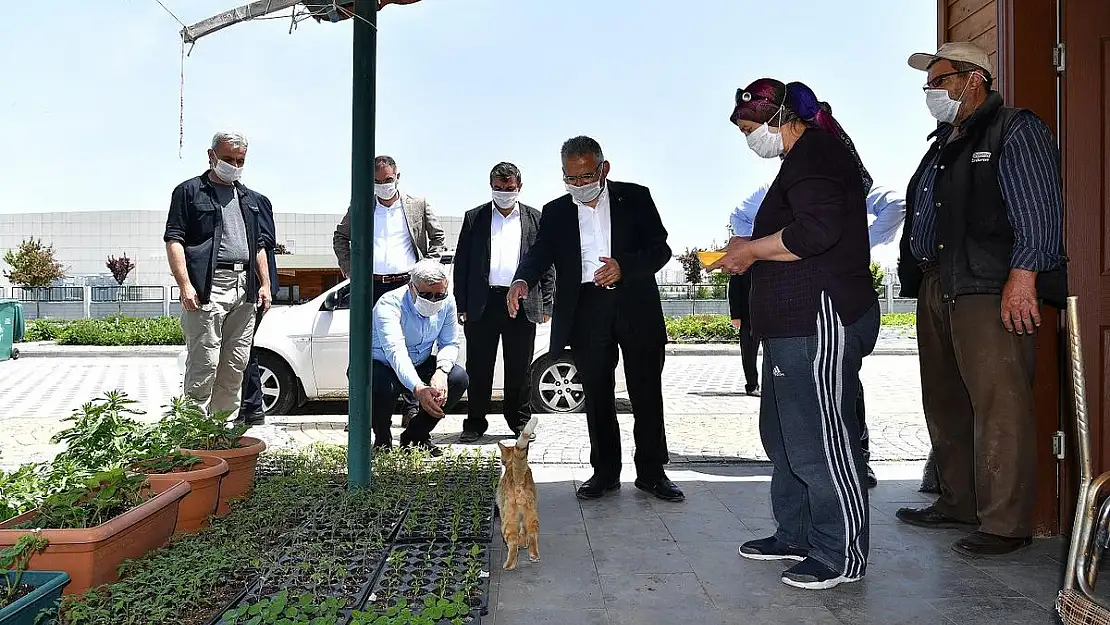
0, 480, 191, 595
183, 436, 266, 517
141, 455, 229, 533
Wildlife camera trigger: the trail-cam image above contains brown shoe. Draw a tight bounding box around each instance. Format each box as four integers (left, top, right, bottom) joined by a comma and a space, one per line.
951, 531, 1032, 557
895, 505, 974, 529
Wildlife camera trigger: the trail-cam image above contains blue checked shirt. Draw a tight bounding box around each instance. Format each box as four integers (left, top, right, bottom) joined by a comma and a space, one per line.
909, 110, 1064, 271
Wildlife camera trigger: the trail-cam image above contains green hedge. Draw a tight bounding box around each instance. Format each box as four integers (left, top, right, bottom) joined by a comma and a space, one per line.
667, 313, 915, 342
25, 316, 184, 346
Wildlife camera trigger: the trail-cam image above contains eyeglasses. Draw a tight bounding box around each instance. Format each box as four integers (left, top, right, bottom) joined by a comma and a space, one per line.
415, 289, 449, 302
923, 70, 971, 91
563, 163, 603, 185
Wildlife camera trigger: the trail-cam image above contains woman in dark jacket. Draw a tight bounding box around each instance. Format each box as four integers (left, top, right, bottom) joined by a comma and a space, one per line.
709, 78, 880, 590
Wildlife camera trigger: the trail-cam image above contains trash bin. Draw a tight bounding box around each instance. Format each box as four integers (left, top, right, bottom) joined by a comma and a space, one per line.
0, 299, 25, 362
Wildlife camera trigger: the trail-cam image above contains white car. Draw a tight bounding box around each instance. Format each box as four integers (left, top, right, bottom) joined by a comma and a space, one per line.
182, 275, 625, 416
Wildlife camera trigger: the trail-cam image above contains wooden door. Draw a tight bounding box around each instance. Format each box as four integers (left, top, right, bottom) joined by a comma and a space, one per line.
1062, 0, 1110, 504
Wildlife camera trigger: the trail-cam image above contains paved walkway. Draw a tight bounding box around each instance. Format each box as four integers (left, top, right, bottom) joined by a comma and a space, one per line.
485, 463, 1065, 625
0, 352, 928, 470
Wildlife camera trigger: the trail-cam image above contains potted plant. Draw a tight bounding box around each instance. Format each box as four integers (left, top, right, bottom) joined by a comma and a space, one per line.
0, 469, 190, 595
130, 452, 229, 533
0, 533, 69, 625
155, 397, 267, 516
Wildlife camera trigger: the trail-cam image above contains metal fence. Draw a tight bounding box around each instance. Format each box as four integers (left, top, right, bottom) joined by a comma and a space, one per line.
5, 276, 918, 321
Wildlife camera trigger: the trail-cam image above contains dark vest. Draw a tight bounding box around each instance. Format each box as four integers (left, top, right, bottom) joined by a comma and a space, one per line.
897, 92, 1067, 308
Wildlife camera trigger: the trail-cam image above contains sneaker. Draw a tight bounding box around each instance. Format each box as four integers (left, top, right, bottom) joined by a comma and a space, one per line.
781, 557, 861, 590
738, 536, 808, 562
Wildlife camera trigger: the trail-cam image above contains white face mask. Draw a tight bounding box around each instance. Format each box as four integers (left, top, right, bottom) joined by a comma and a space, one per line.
374, 182, 398, 201
746, 123, 785, 159
411, 288, 447, 317
212, 159, 243, 183
566, 180, 603, 204
925, 74, 975, 124
492, 190, 519, 209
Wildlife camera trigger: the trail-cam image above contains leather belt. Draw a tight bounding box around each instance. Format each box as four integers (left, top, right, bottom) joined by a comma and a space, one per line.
374, 272, 410, 284
216, 262, 246, 271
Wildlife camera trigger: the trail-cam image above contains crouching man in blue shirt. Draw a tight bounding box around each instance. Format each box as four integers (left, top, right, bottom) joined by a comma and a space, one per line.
371, 259, 469, 456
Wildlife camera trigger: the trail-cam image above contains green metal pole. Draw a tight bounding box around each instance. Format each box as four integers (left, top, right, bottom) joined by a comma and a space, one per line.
348, 0, 377, 489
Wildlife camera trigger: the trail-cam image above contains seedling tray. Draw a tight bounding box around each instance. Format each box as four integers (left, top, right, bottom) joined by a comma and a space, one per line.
361, 542, 492, 616
395, 500, 495, 544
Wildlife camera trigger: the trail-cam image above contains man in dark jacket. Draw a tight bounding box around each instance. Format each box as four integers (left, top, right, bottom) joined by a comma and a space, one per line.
164, 131, 272, 420
453, 162, 553, 442
893, 42, 1067, 557
507, 136, 683, 503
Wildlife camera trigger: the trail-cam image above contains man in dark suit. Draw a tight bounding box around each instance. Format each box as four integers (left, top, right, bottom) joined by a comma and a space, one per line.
238, 195, 279, 425
507, 136, 683, 503
454, 162, 554, 443
727, 273, 760, 397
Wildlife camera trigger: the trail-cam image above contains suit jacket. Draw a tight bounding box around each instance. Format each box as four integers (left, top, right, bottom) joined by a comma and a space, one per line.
513, 181, 671, 353
257, 194, 279, 298
332, 194, 446, 276
453, 202, 554, 325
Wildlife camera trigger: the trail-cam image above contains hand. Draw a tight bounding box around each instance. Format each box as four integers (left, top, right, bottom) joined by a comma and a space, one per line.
430, 370, 449, 405
414, 385, 445, 418
731, 319, 742, 330
458, 313, 467, 324
708, 238, 756, 275
506, 281, 528, 318
542, 314, 551, 324
594, 257, 622, 287
258, 286, 272, 312
1001, 270, 1041, 335
341, 269, 350, 279
180, 284, 200, 311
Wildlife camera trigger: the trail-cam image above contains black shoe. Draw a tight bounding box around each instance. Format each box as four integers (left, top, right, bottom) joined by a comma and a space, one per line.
634, 476, 685, 502
781, 557, 861, 590
895, 505, 974, 529
919, 455, 940, 494
240, 413, 266, 426
459, 431, 482, 444
951, 531, 1032, 557
576, 475, 621, 500
745, 385, 761, 397
738, 536, 808, 562
400, 405, 419, 428
400, 437, 443, 458
373, 441, 392, 454
865, 465, 878, 489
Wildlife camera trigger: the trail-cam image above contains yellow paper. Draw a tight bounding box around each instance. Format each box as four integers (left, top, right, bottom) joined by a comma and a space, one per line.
697, 250, 725, 268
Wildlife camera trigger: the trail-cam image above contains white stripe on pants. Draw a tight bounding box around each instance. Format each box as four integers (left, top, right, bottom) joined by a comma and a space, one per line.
181, 268, 256, 420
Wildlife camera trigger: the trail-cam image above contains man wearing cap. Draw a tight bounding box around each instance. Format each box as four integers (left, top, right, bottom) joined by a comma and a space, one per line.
893, 42, 1067, 557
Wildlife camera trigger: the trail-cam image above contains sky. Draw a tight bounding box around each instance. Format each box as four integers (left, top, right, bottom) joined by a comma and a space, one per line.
0, 0, 937, 254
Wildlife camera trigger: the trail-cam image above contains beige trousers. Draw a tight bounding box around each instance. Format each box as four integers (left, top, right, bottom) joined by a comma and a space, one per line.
181, 269, 257, 420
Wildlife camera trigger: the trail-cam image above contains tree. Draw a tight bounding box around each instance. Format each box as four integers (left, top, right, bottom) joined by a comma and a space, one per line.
106, 254, 135, 286
676, 248, 704, 301
3, 238, 66, 317
273, 242, 291, 255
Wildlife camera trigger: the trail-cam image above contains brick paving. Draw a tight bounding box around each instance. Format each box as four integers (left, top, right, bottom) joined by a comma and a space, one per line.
0, 353, 928, 470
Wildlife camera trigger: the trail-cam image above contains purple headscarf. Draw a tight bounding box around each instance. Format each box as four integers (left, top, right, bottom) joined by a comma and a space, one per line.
731, 78, 873, 196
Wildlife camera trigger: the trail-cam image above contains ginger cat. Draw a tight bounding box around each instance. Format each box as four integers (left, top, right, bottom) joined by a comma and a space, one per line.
497, 416, 540, 570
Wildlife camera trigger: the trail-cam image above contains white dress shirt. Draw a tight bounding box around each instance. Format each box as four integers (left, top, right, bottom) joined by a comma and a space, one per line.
575, 186, 612, 283
373, 196, 418, 274
488, 204, 523, 287
728, 183, 907, 249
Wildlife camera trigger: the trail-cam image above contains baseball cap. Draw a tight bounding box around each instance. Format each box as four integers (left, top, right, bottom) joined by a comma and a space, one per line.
908, 41, 993, 77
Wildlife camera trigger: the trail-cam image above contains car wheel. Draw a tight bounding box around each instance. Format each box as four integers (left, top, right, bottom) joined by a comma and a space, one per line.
530, 351, 586, 414
256, 351, 298, 416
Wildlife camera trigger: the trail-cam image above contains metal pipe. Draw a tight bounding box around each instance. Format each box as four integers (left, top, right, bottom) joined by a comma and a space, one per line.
1064, 295, 1091, 590
180, 0, 301, 43
347, 0, 377, 489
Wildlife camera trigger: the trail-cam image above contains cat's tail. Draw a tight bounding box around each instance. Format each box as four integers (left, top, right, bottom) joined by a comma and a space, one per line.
515, 415, 539, 449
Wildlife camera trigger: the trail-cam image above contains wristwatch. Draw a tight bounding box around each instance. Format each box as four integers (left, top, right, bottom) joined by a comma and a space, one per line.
436, 362, 452, 374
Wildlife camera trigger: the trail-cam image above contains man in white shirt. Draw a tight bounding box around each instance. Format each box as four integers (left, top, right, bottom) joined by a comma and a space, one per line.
727, 182, 907, 489
453, 162, 554, 442
333, 155, 446, 428
332, 155, 447, 304
508, 136, 682, 503
371, 259, 468, 456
